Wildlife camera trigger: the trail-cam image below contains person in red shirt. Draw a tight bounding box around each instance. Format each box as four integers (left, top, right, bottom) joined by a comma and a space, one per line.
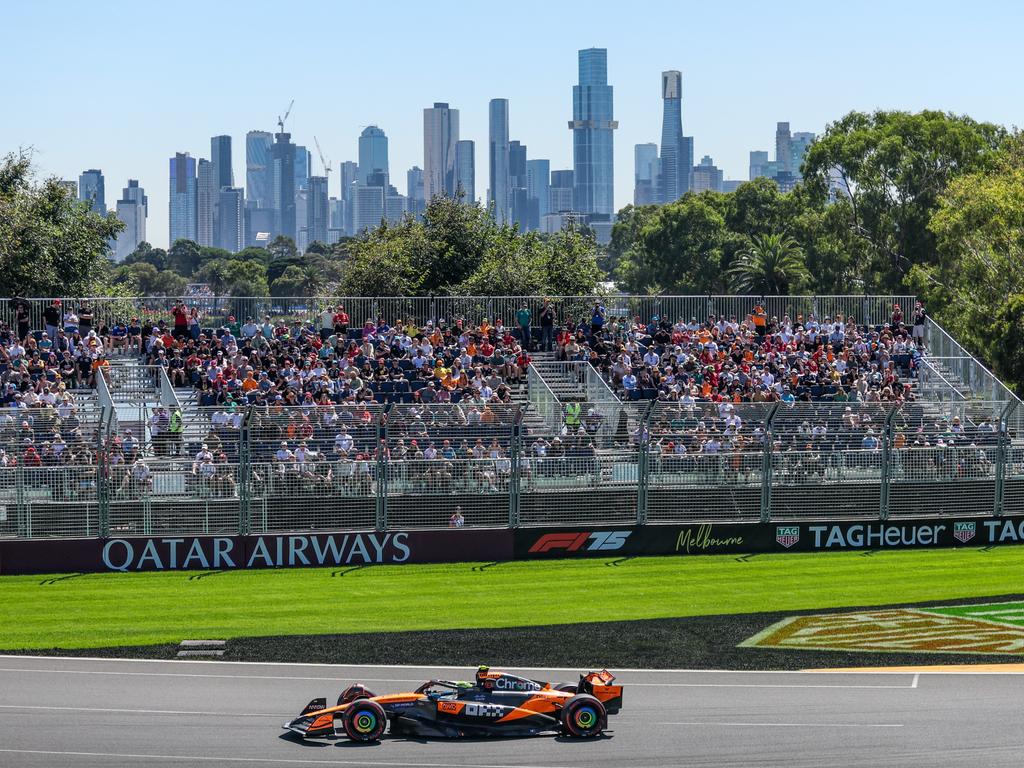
333, 306, 350, 334
172, 302, 189, 340
23, 446, 42, 467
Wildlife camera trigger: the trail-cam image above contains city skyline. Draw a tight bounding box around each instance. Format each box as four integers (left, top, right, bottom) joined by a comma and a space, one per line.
6, 1, 1023, 248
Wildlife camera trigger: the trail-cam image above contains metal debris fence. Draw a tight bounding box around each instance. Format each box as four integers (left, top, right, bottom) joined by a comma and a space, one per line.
0, 294, 917, 335
2, 398, 1022, 539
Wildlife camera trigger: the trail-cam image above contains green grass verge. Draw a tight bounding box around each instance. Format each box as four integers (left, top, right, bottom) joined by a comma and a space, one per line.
2, 547, 1023, 650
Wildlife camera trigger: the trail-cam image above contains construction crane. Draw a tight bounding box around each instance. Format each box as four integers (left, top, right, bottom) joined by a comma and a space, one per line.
313, 135, 332, 182
276, 99, 294, 134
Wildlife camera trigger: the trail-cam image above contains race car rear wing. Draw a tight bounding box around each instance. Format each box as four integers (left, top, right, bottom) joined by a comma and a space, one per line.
579, 670, 623, 714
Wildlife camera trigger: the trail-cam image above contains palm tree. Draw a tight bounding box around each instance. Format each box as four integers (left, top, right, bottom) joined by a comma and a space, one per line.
727, 233, 809, 294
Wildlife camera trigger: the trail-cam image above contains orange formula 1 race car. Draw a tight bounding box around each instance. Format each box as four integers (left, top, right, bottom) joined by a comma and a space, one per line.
284, 666, 623, 742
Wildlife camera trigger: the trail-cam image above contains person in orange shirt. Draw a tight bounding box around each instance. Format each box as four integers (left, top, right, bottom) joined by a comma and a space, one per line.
241, 371, 259, 393
752, 304, 767, 337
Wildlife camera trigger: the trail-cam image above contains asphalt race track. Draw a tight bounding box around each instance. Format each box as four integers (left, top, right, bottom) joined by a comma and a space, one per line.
0, 656, 1021, 767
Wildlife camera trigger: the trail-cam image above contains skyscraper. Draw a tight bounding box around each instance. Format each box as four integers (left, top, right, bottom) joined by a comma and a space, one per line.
197, 158, 218, 247
294, 145, 311, 192
450, 140, 473, 204
790, 131, 816, 178
307, 175, 329, 246
339, 160, 359, 234
211, 135, 233, 190
691, 155, 723, 193
509, 140, 528, 227
526, 158, 550, 226
658, 70, 691, 202
549, 169, 574, 213
634, 143, 659, 205
245, 131, 272, 209
488, 98, 510, 223
353, 185, 384, 233
749, 150, 769, 180
384, 194, 407, 225
775, 122, 792, 176
406, 165, 425, 217
423, 102, 459, 201
78, 169, 106, 215
113, 180, 147, 261
168, 153, 197, 244
358, 126, 389, 187
270, 132, 296, 241
216, 187, 244, 252
569, 48, 617, 216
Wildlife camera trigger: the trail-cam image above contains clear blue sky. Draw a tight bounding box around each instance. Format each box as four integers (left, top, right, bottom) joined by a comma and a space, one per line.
5, 0, 1022, 249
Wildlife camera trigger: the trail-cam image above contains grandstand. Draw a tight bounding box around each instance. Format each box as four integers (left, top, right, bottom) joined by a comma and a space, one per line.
0, 294, 1020, 539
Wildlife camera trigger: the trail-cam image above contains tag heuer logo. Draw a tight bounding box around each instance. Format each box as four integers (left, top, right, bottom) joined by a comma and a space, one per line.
953, 522, 976, 543
776, 526, 800, 548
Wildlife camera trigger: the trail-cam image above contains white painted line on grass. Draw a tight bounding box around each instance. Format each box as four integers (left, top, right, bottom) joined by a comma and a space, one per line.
0, 749, 568, 768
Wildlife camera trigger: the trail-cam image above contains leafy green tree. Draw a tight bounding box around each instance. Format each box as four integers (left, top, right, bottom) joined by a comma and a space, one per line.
987, 295, 1024, 394
726, 233, 809, 294
614, 194, 726, 294
913, 133, 1024, 388
167, 239, 202, 275
234, 246, 270, 264
123, 242, 168, 271
267, 235, 298, 261
111, 262, 181, 295
222, 260, 269, 297
0, 152, 122, 295
802, 110, 1004, 288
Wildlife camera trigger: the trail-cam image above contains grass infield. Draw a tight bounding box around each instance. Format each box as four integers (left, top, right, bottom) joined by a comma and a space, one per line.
1, 547, 1023, 651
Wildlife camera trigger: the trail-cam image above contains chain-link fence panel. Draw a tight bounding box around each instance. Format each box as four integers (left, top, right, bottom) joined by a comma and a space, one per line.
385, 404, 518, 455
519, 449, 638, 526
643, 401, 770, 522
384, 458, 510, 528
16, 466, 100, 538
248, 403, 383, 465
107, 458, 240, 536
249, 459, 377, 533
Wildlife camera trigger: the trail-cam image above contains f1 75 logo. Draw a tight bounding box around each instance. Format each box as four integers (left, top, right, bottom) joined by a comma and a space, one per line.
953, 522, 976, 543
528, 531, 631, 554
776, 526, 800, 548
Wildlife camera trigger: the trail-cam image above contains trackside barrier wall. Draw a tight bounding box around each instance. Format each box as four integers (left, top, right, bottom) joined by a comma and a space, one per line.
5, 516, 1024, 574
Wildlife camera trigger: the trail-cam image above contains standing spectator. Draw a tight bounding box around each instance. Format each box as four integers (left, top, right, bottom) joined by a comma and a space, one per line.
172, 300, 189, 340
15, 301, 30, 342
912, 302, 927, 348
43, 300, 61, 340
590, 301, 606, 337
449, 506, 465, 528
539, 299, 556, 352
516, 303, 532, 351
78, 301, 94, 337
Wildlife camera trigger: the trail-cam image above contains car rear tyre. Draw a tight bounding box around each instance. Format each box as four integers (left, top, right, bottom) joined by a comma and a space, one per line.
560, 694, 606, 738
341, 699, 387, 742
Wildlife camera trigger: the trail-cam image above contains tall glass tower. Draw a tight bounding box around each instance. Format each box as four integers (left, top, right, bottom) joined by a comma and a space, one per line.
245, 131, 273, 209
658, 70, 692, 203
358, 126, 389, 187
168, 153, 197, 244
488, 98, 510, 223
455, 140, 475, 204
423, 102, 459, 201
211, 135, 233, 189
569, 48, 617, 216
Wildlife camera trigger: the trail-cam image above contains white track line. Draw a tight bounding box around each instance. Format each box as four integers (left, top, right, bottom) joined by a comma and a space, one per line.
656, 721, 903, 728
0, 704, 284, 717
0, 667, 914, 689
0, 749, 567, 768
